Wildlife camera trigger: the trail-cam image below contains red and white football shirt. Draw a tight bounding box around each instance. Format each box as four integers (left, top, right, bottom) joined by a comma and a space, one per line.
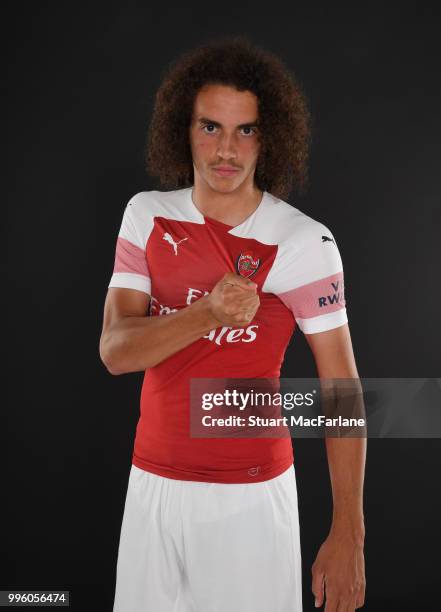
108, 187, 347, 483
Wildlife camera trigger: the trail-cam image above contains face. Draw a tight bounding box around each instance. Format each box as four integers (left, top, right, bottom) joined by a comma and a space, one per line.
189, 84, 261, 194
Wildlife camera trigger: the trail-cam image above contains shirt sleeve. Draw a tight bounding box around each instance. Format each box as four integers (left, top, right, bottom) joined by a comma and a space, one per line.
108, 193, 152, 294
276, 223, 348, 334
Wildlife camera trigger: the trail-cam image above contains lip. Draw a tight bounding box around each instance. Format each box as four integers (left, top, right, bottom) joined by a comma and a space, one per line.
212, 166, 240, 177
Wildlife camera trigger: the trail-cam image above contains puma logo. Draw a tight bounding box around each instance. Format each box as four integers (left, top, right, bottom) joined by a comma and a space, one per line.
163, 232, 188, 255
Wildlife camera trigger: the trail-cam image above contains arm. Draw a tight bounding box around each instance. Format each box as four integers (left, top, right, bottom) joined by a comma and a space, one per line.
99, 287, 217, 374
99, 273, 260, 375
305, 323, 366, 611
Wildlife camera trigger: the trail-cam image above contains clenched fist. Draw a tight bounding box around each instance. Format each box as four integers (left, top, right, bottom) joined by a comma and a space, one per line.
207, 272, 260, 328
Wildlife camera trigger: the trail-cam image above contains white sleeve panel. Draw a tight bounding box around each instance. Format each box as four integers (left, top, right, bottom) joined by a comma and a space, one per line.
108, 193, 155, 295
264, 218, 348, 334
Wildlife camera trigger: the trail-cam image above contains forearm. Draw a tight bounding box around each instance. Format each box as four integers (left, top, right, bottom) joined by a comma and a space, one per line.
101, 295, 218, 374
325, 436, 366, 543
309, 330, 367, 608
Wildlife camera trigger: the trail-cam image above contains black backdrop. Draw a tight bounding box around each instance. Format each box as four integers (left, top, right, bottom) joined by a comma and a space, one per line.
6, 2, 441, 611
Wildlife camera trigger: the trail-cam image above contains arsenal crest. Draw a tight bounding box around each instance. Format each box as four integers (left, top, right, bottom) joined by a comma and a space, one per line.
236, 252, 260, 278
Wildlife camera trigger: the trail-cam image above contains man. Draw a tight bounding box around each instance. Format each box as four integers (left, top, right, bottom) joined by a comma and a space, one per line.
100, 36, 366, 612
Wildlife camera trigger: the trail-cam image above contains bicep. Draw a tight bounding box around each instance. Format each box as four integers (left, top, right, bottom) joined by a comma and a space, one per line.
101, 287, 151, 336
304, 322, 359, 378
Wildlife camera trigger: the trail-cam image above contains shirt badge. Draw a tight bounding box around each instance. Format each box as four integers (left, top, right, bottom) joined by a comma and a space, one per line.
236, 252, 260, 278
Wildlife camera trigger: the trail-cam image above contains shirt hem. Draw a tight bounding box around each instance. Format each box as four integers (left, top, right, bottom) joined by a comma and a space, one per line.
131, 452, 294, 484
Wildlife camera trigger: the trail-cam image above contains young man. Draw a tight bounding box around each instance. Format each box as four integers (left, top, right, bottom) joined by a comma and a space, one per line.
100, 37, 366, 612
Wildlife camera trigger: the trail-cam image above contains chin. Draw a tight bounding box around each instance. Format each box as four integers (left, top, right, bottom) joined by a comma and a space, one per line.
208, 177, 243, 193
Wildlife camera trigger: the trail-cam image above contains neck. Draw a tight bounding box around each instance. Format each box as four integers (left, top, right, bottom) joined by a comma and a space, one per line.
191, 177, 263, 226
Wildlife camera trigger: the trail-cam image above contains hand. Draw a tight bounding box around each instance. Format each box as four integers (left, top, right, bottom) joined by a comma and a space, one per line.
207, 272, 260, 328
311, 528, 366, 611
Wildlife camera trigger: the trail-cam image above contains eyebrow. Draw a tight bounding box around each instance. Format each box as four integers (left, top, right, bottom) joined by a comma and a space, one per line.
197, 116, 259, 129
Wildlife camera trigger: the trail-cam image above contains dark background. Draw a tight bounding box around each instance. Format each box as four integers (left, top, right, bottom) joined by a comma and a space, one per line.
6, 2, 440, 610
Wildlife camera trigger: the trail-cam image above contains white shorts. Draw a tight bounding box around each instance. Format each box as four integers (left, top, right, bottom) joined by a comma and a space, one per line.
113, 464, 302, 612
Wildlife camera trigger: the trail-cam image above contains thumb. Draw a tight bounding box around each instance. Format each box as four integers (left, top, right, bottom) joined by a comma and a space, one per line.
242, 277, 257, 291
229, 277, 257, 293
311, 568, 325, 608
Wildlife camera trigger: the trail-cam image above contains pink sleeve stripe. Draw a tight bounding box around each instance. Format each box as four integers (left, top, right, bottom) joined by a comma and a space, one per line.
114, 236, 149, 277
277, 272, 345, 319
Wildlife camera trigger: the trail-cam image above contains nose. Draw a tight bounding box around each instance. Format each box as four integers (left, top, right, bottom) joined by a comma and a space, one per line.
216, 132, 237, 160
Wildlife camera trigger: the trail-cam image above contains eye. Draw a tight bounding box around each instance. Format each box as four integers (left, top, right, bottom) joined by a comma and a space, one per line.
240, 126, 257, 136
202, 124, 218, 134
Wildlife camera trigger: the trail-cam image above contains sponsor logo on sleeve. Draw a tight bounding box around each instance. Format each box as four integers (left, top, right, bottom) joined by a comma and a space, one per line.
318, 280, 345, 307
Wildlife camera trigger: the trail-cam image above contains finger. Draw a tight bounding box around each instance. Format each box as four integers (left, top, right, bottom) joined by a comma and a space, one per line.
337, 594, 358, 612
236, 294, 260, 309
226, 298, 260, 319
335, 600, 347, 612
236, 311, 255, 323
335, 599, 348, 612
348, 595, 359, 612
311, 570, 325, 608
239, 311, 257, 323
355, 586, 365, 608
223, 272, 257, 291
238, 298, 260, 318
222, 285, 257, 300
323, 582, 341, 612
324, 592, 338, 612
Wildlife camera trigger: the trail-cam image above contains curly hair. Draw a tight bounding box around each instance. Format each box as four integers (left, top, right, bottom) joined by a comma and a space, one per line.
145, 35, 312, 200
